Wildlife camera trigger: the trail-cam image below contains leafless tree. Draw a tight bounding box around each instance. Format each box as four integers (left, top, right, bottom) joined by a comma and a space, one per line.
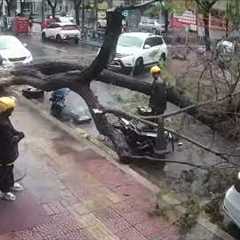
195, 0, 220, 51
46, 0, 60, 17
70, 0, 81, 25
5, 0, 16, 16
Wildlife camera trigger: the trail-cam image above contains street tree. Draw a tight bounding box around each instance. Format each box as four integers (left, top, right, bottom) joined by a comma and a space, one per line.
144, 1, 173, 33
5, 0, 16, 16
19, 0, 26, 15
70, 0, 81, 25
225, 0, 240, 36
46, 0, 60, 17
0, 0, 4, 16
194, 0, 220, 51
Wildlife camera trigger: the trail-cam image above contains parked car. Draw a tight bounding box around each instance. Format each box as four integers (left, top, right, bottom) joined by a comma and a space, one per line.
0, 35, 32, 67
216, 40, 235, 54
55, 16, 74, 24
139, 17, 165, 34
108, 32, 167, 75
223, 172, 240, 228
42, 22, 80, 44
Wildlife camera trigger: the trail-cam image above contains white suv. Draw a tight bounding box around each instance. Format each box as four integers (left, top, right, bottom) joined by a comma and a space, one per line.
42, 22, 80, 44
109, 32, 167, 75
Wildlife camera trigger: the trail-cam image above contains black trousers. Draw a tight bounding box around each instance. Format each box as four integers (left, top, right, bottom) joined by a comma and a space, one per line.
0, 165, 14, 193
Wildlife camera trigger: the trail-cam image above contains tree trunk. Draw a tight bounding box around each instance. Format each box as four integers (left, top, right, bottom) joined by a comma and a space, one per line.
81, 0, 85, 38
75, 7, 80, 25
225, 18, 229, 38
20, 0, 24, 14
203, 12, 211, 51
51, 6, 56, 17
6, 3, 11, 16
75, 85, 131, 162
74, 1, 80, 26
164, 9, 169, 33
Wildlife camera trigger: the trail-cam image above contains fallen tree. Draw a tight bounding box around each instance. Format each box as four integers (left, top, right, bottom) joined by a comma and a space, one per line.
0, 0, 239, 166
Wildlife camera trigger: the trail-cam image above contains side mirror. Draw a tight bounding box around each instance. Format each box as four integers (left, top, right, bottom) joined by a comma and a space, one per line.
144, 44, 151, 49
23, 43, 27, 47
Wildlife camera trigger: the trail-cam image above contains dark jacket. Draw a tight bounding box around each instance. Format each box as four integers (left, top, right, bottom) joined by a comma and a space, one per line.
0, 118, 24, 164
149, 78, 167, 114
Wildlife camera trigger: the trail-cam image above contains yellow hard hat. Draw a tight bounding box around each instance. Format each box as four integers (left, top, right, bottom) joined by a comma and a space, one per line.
150, 65, 161, 75
0, 97, 16, 113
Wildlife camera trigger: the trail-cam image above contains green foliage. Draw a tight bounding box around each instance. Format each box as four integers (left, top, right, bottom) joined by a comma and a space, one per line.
144, 1, 173, 18
195, 0, 220, 13
177, 198, 201, 234
226, 0, 240, 28
170, 0, 192, 15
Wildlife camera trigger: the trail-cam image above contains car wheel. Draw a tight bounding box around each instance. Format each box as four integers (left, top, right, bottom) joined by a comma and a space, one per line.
42, 32, 46, 41
56, 34, 62, 43
133, 58, 144, 76
74, 38, 79, 44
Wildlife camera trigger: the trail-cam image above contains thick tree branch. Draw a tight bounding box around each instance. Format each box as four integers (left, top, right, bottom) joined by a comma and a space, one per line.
120, 0, 161, 11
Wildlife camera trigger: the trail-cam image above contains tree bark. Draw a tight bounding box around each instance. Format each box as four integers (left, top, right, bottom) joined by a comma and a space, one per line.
74, 0, 81, 26
46, 0, 57, 17
51, 6, 56, 17
203, 11, 211, 51
6, 0, 11, 16
20, 0, 25, 14
164, 8, 169, 33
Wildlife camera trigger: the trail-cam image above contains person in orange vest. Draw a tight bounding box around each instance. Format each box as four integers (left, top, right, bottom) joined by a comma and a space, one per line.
0, 97, 25, 201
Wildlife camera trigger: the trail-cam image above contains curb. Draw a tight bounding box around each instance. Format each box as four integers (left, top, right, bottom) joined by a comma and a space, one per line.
15, 92, 235, 240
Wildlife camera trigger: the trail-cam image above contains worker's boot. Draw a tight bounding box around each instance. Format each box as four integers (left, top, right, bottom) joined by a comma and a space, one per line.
1, 192, 16, 201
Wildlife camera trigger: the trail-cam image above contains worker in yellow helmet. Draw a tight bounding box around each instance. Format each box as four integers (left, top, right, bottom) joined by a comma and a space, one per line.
149, 66, 167, 116
0, 97, 25, 201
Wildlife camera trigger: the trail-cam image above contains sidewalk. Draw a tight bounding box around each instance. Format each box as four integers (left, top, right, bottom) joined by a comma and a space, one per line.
0, 100, 180, 240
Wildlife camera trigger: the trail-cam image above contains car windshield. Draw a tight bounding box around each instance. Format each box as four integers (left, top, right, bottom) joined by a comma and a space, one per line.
118, 35, 143, 48
0, 37, 22, 50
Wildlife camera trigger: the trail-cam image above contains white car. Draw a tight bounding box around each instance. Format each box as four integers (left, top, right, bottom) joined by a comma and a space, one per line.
216, 40, 235, 54
109, 32, 167, 75
0, 35, 32, 67
223, 172, 240, 228
55, 16, 74, 23
42, 22, 80, 44
139, 17, 165, 34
